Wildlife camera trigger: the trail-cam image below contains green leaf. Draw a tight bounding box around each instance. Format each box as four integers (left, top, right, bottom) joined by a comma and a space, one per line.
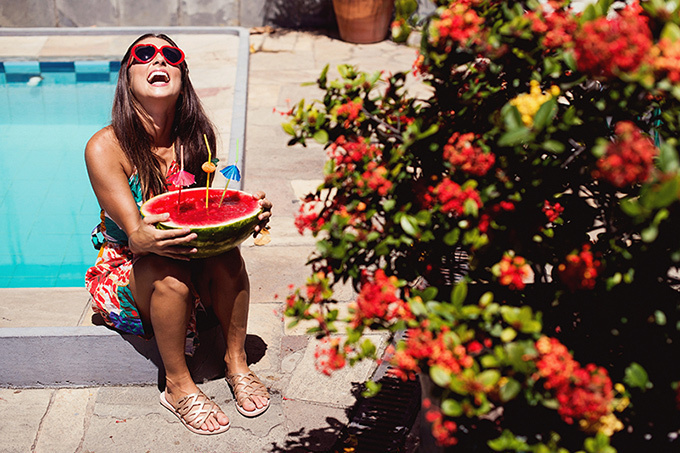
441, 398, 463, 417
660, 22, 680, 41
362, 380, 382, 398
451, 281, 468, 307
444, 228, 461, 246
533, 98, 557, 130
543, 139, 565, 153
478, 369, 501, 387
624, 362, 653, 391
282, 122, 296, 136
313, 129, 329, 144
430, 365, 451, 387
400, 214, 420, 237
499, 378, 521, 402
500, 327, 517, 342
498, 127, 532, 146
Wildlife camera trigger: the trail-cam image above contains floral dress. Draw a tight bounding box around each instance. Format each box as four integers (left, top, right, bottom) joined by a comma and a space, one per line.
85, 161, 200, 355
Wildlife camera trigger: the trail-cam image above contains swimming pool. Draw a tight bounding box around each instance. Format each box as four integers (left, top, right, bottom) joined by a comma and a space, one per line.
0, 61, 118, 287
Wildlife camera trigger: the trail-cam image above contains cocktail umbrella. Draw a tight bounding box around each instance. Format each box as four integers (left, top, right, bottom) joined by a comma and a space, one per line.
167, 145, 195, 211
219, 139, 242, 205
219, 164, 241, 205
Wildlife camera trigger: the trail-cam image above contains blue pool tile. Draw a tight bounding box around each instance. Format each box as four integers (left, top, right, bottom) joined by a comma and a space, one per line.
74, 61, 110, 73
5, 73, 40, 83
42, 72, 76, 85
4, 61, 40, 74
40, 61, 75, 72
0, 62, 4, 73
109, 61, 121, 73
76, 72, 110, 83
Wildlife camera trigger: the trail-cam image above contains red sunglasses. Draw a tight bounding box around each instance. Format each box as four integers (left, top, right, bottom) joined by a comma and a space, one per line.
127, 44, 185, 67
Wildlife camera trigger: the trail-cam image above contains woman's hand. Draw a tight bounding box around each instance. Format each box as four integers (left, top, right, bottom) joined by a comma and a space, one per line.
128, 213, 198, 260
253, 191, 272, 236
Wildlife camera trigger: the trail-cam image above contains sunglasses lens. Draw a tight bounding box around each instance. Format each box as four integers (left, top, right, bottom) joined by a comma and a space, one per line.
161, 47, 183, 65
134, 45, 157, 63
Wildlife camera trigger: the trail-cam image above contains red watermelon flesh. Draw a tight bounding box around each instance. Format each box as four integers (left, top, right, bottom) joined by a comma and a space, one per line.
141, 188, 262, 258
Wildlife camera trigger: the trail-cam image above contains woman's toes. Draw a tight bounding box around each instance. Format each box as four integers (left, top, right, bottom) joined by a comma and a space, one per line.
216, 411, 230, 426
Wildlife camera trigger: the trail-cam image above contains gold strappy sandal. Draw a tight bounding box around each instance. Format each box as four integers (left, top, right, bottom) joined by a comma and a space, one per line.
225, 371, 271, 417
160, 390, 230, 435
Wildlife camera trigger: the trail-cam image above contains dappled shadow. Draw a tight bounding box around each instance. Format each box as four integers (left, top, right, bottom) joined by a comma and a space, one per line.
263, 0, 338, 32
269, 377, 420, 452
269, 417, 349, 452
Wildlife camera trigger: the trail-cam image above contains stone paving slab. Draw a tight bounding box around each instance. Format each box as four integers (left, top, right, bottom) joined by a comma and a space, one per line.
0, 288, 90, 328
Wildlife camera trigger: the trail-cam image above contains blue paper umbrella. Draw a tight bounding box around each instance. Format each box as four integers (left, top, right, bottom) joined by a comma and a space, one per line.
220, 165, 241, 183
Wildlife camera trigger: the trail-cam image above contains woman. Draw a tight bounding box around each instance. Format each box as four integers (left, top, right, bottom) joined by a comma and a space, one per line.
85, 33, 271, 435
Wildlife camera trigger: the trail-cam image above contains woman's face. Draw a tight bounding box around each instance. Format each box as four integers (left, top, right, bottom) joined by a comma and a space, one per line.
127, 36, 183, 108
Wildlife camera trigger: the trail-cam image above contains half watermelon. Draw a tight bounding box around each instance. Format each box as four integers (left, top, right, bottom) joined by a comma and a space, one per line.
140, 187, 262, 259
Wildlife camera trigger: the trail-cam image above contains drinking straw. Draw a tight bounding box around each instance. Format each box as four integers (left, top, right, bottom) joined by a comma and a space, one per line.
203, 134, 215, 210
167, 145, 195, 212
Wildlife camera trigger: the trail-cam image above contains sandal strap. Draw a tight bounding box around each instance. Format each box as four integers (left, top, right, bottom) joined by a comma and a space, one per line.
226, 372, 270, 406
174, 392, 223, 429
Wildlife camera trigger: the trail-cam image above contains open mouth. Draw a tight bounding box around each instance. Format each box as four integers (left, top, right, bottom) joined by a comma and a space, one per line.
147, 70, 170, 85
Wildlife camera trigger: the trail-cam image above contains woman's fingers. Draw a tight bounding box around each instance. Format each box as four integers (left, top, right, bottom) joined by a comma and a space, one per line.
141, 212, 170, 225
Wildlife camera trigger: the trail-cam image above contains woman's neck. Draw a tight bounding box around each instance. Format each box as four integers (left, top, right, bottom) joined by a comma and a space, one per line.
140, 103, 176, 148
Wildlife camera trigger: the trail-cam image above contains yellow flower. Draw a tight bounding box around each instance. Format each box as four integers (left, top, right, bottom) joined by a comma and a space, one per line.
509, 80, 560, 127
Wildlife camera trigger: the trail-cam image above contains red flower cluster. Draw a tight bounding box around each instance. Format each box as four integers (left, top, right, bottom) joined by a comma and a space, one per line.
314, 337, 347, 376
328, 136, 380, 166
534, 336, 614, 426
335, 98, 363, 127
443, 132, 495, 176
422, 398, 458, 447
527, 4, 577, 49
573, 3, 652, 78
294, 199, 325, 235
495, 252, 531, 290
352, 270, 412, 327
431, 178, 482, 215
357, 161, 393, 196
542, 200, 564, 223
429, 1, 483, 51
558, 244, 602, 292
653, 38, 680, 83
594, 121, 657, 188
391, 327, 474, 381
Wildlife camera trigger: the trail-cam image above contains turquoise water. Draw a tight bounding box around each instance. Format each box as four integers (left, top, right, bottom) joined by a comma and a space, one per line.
0, 61, 118, 287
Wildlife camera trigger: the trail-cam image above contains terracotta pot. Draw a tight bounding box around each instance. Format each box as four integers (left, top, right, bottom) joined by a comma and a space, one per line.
332, 0, 394, 44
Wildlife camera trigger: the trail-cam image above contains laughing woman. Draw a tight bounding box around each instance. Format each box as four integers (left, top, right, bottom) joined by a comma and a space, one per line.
84, 33, 271, 435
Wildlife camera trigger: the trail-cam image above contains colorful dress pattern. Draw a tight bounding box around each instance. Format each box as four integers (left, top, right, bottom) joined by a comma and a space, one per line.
85, 161, 201, 356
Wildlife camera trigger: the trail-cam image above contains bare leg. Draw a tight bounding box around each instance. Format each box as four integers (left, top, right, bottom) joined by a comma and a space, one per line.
130, 254, 230, 432
193, 248, 268, 412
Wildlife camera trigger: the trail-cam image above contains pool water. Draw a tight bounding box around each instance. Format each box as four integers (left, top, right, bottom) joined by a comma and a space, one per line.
0, 61, 119, 287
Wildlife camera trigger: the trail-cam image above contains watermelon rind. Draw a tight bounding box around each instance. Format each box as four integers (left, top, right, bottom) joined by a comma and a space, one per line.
140, 188, 263, 259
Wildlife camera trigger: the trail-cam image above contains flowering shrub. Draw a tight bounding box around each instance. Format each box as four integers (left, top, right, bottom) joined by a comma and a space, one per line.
283, 0, 680, 450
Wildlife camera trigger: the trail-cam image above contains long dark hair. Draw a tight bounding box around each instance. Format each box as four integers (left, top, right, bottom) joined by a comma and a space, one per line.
111, 33, 216, 201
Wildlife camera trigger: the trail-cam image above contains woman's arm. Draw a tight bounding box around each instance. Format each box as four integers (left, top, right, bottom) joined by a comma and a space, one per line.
84, 128, 197, 260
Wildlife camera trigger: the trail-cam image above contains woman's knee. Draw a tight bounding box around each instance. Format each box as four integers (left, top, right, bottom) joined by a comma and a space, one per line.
138, 256, 193, 300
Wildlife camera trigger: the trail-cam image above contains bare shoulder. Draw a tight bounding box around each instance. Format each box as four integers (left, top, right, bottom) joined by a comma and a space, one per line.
85, 126, 131, 174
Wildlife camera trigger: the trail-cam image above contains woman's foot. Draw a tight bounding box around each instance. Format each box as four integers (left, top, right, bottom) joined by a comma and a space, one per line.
163, 383, 230, 433
225, 367, 270, 417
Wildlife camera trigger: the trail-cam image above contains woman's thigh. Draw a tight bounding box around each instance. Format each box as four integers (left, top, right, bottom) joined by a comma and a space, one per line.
190, 248, 247, 308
